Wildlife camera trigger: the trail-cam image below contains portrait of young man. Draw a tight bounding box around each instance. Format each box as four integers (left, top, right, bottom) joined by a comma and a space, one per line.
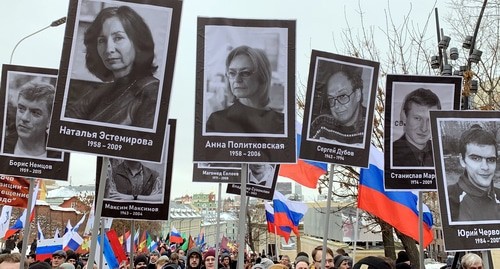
392, 88, 441, 167
0, 66, 69, 180
446, 125, 500, 222
431, 112, 500, 251
247, 163, 275, 188
226, 163, 278, 200
384, 75, 461, 191
3, 82, 61, 159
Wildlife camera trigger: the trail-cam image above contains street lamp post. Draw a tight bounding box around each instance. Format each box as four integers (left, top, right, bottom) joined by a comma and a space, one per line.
432, 2, 487, 110
431, 2, 493, 267
9, 17, 66, 64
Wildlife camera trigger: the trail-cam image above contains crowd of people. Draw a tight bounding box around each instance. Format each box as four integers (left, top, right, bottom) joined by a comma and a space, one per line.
0, 244, 485, 269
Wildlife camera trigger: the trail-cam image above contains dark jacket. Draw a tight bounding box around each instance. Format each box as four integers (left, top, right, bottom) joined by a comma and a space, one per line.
66, 75, 159, 128
112, 162, 160, 196
448, 170, 500, 221
206, 100, 284, 134
3, 132, 61, 159
392, 135, 433, 167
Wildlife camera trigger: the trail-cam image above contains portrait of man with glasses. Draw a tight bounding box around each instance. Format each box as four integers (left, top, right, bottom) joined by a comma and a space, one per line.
309, 63, 368, 146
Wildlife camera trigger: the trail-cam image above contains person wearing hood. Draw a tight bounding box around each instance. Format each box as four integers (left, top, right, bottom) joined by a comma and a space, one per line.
186, 248, 202, 269
219, 253, 231, 269
134, 254, 149, 269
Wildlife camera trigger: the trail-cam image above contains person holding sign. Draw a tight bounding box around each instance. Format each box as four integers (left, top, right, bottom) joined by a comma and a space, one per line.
206, 46, 284, 134
3, 83, 60, 159
310, 65, 366, 145
448, 126, 500, 222
392, 88, 441, 167
66, 6, 159, 128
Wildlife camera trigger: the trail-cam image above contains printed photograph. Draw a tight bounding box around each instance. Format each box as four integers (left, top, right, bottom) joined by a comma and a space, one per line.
103, 158, 165, 204
306, 58, 374, 148
390, 82, 456, 169
383, 75, 462, 191
193, 17, 296, 163
247, 163, 276, 188
61, 0, 173, 131
434, 116, 500, 224
2, 71, 62, 160
201, 24, 289, 137
300, 50, 379, 167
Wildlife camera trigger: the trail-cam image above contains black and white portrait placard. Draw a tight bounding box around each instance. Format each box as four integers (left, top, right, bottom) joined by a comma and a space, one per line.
430, 111, 500, 251
0, 65, 69, 181
47, 0, 182, 162
192, 163, 241, 183
384, 75, 461, 190
193, 17, 296, 163
226, 163, 278, 201
300, 50, 379, 167
96, 119, 176, 221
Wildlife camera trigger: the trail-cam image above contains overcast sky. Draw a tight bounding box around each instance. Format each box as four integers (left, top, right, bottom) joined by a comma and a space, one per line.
0, 0, 447, 201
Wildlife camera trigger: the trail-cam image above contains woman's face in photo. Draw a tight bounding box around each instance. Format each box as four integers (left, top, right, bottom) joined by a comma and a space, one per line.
227, 54, 260, 100
97, 16, 136, 78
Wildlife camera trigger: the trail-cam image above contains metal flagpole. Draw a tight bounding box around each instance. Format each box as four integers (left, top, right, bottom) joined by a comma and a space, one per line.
215, 182, 222, 264
274, 226, 279, 259
99, 219, 105, 269
19, 178, 35, 267
321, 164, 334, 269
88, 157, 108, 269
130, 220, 135, 269
352, 207, 360, 264
418, 191, 424, 269
237, 164, 248, 268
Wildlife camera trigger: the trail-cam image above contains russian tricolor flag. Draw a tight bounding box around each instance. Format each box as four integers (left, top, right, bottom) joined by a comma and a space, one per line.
279, 122, 327, 188
265, 201, 293, 242
36, 238, 63, 262
4, 180, 40, 239
95, 233, 119, 269
64, 219, 73, 235
272, 191, 308, 236
107, 230, 127, 264
358, 145, 434, 247
63, 230, 83, 251
37, 221, 44, 240
170, 226, 183, 244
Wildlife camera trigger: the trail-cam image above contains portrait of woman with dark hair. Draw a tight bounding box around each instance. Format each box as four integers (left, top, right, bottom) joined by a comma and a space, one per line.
205, 45, 284, 134
309, 62, 367, 145
65, 5, 159, 128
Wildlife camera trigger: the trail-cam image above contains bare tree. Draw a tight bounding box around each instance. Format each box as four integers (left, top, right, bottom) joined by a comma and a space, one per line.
306, 1, 441, 267
307, 0, 499, 266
